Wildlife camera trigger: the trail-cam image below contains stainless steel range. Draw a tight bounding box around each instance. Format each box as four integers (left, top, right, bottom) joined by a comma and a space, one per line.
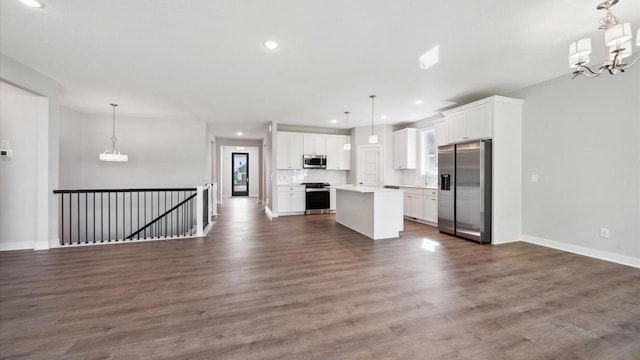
302, 182, 330, 215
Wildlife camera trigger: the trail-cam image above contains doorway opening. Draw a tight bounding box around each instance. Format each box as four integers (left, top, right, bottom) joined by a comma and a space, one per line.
231, 152, 249, 196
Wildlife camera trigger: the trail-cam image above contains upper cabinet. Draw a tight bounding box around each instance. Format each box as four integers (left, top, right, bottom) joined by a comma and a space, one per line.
303, 134, 327, 155
434, 119, 448, 147
276, 132, 304, 169
393, 128, 417, 170
326, 135, 351, 170
445, 103, 492, 144
277, 131, 349, 171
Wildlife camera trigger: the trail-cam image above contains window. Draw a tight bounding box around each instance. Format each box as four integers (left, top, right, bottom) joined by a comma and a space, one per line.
420, 128, 437, 186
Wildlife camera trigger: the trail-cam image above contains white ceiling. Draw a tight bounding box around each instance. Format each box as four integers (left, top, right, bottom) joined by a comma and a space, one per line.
1, 0, 639, 139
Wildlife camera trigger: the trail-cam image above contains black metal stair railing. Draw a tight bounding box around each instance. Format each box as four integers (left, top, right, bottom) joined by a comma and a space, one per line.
53, 188, 198, 245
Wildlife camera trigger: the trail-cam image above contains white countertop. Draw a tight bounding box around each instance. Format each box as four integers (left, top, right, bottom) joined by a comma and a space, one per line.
332, 185, 403, 193
385, 184, 438, 190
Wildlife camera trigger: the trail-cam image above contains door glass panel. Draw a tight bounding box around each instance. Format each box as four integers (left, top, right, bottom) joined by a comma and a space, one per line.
232, 153, 249, 196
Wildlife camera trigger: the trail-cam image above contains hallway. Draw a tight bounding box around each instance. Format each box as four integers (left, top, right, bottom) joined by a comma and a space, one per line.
1, 198, 639, 359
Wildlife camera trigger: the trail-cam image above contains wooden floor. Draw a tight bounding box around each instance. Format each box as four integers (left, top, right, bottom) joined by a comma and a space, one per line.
1, 198, 639, 360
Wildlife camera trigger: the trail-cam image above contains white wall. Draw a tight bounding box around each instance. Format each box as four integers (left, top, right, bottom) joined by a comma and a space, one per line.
0, 54, 60, 250
0, 82, 45, 250
59, 110, 207, 188
510, 66, 640, 265
59, 106, 83, 188
220, 146, 259, 197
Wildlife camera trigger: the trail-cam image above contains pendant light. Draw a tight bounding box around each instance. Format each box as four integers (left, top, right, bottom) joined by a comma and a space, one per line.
99, 103, 128, 162
343, 111, 351, 150
368, 95, 378, 144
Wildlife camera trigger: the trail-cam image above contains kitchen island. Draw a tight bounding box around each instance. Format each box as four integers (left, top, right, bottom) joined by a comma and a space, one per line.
332, 185, 404, 240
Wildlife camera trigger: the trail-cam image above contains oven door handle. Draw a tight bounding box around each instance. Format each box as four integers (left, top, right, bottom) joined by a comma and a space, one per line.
305, 188, 330, 192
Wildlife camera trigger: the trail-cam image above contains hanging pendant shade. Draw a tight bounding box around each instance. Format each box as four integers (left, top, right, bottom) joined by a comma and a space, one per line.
99, 103, 128, 162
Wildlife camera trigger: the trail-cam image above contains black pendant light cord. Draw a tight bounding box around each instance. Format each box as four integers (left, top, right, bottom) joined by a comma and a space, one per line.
369, 95, 376, 134
110, 103, 118, 151
344, 111, 350, 132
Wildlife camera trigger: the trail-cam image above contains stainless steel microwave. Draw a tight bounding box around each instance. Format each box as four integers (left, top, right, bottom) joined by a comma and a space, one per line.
303, 154, 327, 169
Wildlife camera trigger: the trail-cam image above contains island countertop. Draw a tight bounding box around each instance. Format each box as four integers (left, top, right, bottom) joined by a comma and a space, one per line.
331, 185, 403, 193
334, 185, 404, 240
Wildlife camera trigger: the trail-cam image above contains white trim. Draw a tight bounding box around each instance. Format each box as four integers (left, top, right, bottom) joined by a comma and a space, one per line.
47, 234, 205, 249
34, 239, 50, 250
521, 235, 640, 269
0, 242, 33, 251
265, 206, 274, 218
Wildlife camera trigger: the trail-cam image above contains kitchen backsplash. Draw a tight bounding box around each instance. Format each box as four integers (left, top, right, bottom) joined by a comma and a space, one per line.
277, 170, 348, 185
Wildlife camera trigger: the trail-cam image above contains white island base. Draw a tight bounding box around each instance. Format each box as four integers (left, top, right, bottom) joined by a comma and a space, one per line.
334, 186, 404, 240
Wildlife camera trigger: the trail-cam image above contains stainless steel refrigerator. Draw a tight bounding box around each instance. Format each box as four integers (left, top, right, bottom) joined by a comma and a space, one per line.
438, 140, 492, 244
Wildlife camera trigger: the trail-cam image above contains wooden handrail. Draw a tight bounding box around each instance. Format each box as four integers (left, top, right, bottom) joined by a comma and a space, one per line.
54, 188, 197, 194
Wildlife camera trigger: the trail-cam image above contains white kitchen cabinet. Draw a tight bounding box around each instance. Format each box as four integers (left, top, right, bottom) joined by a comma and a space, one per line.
303, 134, 327, 155
422, 189, 438, 224
393, 128, 417, 170
399, 186, 438, 226
277, 132, 304, 169
434, 119, 448, 147
277, 185, 305, 214
326, 135, 351, 170
444, 103, 492, 144
402, 188, 423, 219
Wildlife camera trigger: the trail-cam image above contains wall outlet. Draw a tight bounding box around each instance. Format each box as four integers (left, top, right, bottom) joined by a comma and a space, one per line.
531, 174, 538, 183
599, 228, 610, 239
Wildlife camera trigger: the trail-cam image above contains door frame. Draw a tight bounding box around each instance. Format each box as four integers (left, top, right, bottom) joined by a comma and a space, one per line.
231, 152, 249, 196
356, 144, 382, 187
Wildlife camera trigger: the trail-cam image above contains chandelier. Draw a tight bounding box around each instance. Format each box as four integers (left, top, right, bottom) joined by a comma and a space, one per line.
569, 0, 640, 78
99, 103, 128, 162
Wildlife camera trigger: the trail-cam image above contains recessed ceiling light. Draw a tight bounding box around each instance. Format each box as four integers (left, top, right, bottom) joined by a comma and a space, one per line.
330, 119, 338, 124
19, 0, 43, 7
414, 100, 424, 105
380, 115, 387, 120
264, 41, 279, 50
236, 132, 243, 136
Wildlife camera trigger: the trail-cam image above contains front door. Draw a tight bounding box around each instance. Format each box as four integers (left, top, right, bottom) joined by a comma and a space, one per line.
357, 145, 381, 187
231, 152, 249, 196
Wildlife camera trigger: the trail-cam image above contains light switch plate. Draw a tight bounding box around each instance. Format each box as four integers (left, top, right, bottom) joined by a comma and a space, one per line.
531, 174, 538, 183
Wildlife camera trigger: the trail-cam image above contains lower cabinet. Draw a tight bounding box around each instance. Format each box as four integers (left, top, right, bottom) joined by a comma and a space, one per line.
401, 187, 438, 225
423, 191, 438, 224
278, 186, 305, 214
403, 192, 423, 219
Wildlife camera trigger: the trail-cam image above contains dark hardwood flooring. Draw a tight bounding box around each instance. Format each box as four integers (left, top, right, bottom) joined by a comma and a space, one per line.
1, 197, 639, 359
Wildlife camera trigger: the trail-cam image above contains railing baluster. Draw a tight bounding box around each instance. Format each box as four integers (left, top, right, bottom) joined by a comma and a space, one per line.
101, 192, 104, 242
116, 191, 119, 241
85, 193, 88, 244
93, 193, 96, 243
130, 192, 133, 240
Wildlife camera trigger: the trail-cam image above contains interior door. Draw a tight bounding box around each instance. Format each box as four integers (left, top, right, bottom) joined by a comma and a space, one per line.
357, 145, 381, 187
231, 152, 249, 196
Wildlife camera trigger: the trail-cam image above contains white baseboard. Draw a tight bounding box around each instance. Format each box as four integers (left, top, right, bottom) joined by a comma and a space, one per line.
0, 242, 33, 251
34, 239, 50, 250
521, 235, 640, 269
265, 206, 274, 218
